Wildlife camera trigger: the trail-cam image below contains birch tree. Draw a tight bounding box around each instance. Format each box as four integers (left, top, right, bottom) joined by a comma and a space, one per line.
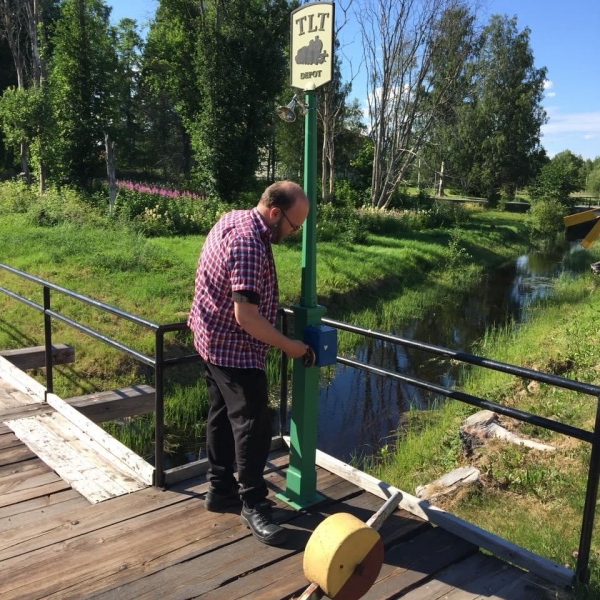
317, 0, 356, 202
356, 0, 477, 209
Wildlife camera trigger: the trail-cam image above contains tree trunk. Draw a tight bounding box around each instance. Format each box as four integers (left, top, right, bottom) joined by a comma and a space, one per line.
438, 160, 445, 197
105, 133, 116, 212
20, 140, 31, 184
38, 159, 46, 194
321, 96, 329, 202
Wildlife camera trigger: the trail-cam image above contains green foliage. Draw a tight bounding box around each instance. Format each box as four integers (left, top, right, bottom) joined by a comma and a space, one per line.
0, 179, 36, 214
407, 199, 471, 229
528, 151, 584, 203
586, 162, 600, 197
113, 186, 228, 237
316, 204, 369, 244
0, 87, 43, 147
31, 185, 107, 227
47, 0, 120, 184
0, 179, 107, 226
429, 15, 547, 199
191, 1, 290, 200
113, 19, 144, 171
526, 199, 567, 249
446, 227, 472, 267
331, 179, 370, 208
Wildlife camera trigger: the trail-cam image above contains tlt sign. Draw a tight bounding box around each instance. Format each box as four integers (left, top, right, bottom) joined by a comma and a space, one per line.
290, 2, 334, 91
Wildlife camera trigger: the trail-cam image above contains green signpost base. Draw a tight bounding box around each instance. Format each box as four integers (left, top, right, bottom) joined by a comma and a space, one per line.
276, 303, 326, 509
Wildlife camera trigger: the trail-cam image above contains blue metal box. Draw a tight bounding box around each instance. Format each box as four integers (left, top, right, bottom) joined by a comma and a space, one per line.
303, 325, 337, 367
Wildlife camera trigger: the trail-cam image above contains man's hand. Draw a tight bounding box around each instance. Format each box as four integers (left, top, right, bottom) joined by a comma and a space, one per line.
234, 302, 309, 358
285, 339, 309, 359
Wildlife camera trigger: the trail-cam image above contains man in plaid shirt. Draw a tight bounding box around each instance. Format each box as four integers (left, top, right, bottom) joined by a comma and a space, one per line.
188, 180, 309, 546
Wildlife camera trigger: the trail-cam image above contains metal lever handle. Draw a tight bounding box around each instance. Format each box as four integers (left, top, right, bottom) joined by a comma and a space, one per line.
302, 347, 316, 367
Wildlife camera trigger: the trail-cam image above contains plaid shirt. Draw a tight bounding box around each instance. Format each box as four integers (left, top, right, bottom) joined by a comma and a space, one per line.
188, 207, 278, 370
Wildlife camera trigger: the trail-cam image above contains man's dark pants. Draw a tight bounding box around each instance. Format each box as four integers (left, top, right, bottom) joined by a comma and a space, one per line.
204, 362, 271, 507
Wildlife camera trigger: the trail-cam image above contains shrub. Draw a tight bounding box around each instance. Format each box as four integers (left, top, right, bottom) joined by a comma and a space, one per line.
0, 179, 37, 214
332, 179, 370, 208
356, 206, 407, 236
27, 185, 108, 227
527, 199, 567, 249
113, 184, 228, 237
317, 204, 369, 244
406, 200, 470, 229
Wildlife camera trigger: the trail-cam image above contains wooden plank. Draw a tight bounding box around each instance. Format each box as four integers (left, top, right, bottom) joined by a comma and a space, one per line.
7, 416, 119, 503
0, 483, 206, 561
0, 402, 54, 421
45, 392, 154, 485
0, 356, 46, 402
0, 379, 37, 409
0, 479, 71, 510
199, 552, 311, 600
0, 454, 47, 478
88, 484, 423, 600
65, 385, 156, 423
563, 209, 600, 227
0, 444, 36, 467
0, 462, 60, 497
303, 439, 574, 588
0, 451, 289, 563
484, 573, 567, 599
397, 552, 518, 599
40, 411, 148, 491
6, 414, 145, 503
361, 527, 477, 599
582, 218, 600, 249
0, 431, 22, 450
10, 464, 355, 599
165, 435, 287, 485
0, 490, 86, 534
0, 344, 75, 370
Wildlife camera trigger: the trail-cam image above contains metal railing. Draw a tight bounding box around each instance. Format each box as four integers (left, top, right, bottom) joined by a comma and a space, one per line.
0, 262, 203, 487
2, 262, 599, 584
279, 308, 600, 585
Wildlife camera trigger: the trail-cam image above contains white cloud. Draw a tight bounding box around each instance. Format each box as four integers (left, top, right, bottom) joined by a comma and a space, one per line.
542, 111, 600, 136
543, 79, 553, 90
584, 134, 598, 140
546, 92, 556, 98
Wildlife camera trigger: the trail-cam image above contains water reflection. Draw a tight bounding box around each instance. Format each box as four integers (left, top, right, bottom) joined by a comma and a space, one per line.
314, 249, 573, 463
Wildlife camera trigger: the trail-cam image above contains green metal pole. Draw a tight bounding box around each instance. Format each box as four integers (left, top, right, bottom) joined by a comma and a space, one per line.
277, 91, 326, 509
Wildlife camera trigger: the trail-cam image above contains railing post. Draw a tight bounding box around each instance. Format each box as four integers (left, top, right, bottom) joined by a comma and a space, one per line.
154, 328, 165, 488
576, 396, 600, 584
279, 311, 289, 437
43, 286, 53, 394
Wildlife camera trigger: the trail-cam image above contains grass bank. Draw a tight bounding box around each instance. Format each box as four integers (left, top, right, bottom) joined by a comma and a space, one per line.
0, 201, 528, 461
369, 247, 600, 597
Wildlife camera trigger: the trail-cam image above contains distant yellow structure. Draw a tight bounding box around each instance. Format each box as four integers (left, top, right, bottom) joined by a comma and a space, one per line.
564, 209, 600, 249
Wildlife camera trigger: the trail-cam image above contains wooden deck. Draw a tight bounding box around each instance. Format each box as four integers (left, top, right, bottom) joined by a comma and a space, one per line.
0, 413, 562, 600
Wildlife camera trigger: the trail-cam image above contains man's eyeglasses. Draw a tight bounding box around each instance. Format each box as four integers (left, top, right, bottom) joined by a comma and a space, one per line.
279, 208, 302, 233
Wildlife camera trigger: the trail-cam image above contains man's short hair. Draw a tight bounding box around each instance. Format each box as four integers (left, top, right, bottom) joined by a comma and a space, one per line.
259, 181, 305, 210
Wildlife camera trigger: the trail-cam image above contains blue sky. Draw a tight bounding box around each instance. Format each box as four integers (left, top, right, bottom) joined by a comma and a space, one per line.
108, 0, 599, 160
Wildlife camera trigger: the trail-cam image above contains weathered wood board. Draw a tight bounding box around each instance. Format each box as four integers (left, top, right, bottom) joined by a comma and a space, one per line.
5, 411, 148, 503
0, 344, 75, 370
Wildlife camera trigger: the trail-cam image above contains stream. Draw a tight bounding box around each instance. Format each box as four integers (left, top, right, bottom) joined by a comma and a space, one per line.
313, 247, 577, 463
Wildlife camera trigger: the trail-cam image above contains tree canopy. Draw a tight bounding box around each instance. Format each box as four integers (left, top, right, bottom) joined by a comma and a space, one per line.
0, 0, 594, 208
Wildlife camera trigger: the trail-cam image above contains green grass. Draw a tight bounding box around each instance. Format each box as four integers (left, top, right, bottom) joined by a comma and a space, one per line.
0, 201, 528, 461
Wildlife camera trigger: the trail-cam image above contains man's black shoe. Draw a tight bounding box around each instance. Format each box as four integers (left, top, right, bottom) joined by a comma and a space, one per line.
204, 485, 242, 512
240, 501, 287, 546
